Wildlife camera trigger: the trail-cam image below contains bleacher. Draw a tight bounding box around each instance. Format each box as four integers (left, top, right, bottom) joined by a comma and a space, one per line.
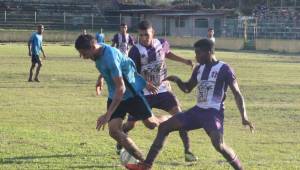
0, 0, 109, 30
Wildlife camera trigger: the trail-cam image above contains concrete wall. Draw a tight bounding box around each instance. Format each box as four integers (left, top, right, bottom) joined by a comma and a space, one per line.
164, 36, 244, 50
256, 39, 300, 53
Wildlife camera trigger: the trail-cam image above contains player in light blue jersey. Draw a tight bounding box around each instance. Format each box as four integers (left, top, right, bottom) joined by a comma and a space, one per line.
28, 24, 46, 82
96, 28, 105, 43
75, 34, 168, 163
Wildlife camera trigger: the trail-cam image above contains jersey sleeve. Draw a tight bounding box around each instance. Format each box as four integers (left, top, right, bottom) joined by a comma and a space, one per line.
128, 46, 141, 73
106, 51, 122, 78
159, 38, 170, 55
28, 33, 34, 43
112, 34, 118, 44
223, 64, 236, 85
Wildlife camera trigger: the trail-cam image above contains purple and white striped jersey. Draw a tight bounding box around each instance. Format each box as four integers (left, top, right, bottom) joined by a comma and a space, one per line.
191, 61, 236, 111
128, 38, 171, 95
112, 33, 134, 55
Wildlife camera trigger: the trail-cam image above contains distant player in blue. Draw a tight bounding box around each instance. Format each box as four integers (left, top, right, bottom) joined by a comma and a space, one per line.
75, 34, 167, 162
95, 28, 105, 43
28, 24, 46, 82
126, 39, 254, 170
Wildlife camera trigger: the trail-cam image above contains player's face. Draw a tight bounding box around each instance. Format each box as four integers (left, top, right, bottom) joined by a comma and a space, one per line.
138, 28, 154, 46
78, 49, 94, 59
37, 26, 44, 34
208, 30, 214, 37
120, 25, 127, 34
195, 48, 210, 64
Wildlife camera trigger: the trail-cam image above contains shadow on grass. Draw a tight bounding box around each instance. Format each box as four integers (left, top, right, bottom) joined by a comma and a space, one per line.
0, 154, 105, 165
68, 164, 121, 169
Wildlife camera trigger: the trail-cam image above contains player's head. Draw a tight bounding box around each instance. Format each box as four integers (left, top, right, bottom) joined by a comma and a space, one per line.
138, 20, 154, 46
82, 29, 87, 35
194, 39, 215, 64
37, 24, 44, 34
75, 34, 98, 60
120, 23, 128, 34
208, 28, 214, 37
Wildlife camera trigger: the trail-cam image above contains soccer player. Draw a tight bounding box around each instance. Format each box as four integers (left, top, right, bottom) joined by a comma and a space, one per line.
96, 28, 105, 43
126, 39, 254, 170
27, 24, 46, 82
118, 20, 197, 162
75, 34, 164, 162
207, 28, 215, 43
111, 23, 135, 56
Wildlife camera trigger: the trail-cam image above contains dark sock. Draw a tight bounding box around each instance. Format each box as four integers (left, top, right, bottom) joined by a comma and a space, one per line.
179, 130, 190, 153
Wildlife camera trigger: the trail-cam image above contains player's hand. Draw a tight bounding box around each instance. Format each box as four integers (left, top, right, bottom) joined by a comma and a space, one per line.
185, 59, 194, 69
96, 114, 109, 131
28, 51, 32, 57
96, 77, 104, 95
242, 118, 255, 133
43, 55, 46, 60
146, 81, 159, 95
163, 76, 180, 83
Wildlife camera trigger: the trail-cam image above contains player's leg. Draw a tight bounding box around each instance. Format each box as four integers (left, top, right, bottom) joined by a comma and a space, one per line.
115, 117, 136, 155
204, 110, 243, 170
154, 91, 197, 161
108, 118, 145, 161
126, 113, 185, 170
34, 58, 42, 82
28, 56, 36, 82
208, 130, 243, 170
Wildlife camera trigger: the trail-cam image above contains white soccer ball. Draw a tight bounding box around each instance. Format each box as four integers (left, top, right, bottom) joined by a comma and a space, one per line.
119, 148, 139, 165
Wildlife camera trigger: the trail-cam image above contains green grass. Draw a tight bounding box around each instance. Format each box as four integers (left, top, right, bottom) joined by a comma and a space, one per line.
0, 43, 300, 170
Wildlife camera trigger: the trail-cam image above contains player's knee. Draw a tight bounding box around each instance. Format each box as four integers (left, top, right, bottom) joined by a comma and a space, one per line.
213, 142, 225, 153
125, 121, 135, 131
158, 121, 171, 135
109, 128, 121, 140
145, 122, 156, 130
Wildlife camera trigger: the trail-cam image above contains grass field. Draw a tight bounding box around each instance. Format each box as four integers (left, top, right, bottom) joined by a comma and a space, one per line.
0, 43, 300, 170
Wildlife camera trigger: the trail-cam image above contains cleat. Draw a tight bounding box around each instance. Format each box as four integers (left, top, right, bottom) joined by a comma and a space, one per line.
125, 163, 151, 170
116, 143, 123, 155
185, 152, 198, 162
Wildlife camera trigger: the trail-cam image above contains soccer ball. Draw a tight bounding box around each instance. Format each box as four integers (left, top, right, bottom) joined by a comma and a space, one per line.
119, 148, 139, 165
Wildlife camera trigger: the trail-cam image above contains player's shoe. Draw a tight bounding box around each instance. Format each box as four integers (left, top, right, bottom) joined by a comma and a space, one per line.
116, 143, 122, 155
125, 162, 151, 170
34, 78, 40, 82
185, 152, 198, 162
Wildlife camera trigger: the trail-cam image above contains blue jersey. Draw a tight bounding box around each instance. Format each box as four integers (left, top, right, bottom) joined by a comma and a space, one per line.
29, 32, 43, 56
95, 43, 146, 100
96, 33, 105, 43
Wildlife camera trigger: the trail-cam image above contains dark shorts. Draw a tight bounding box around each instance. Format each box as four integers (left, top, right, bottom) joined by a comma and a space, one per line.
31, 54, 41, 64
107, 94, 153, 121
127, 91, 179, 121
175, 106, 224, 134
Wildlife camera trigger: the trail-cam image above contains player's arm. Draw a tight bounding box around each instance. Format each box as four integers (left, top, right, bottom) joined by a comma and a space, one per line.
164, 75, 197, 93
96, 76, 125, 131
229, 80, 254, 132
165, 52, 193, 68
28, 37, 32, 56
96, 74, 104, 95
41, 46, 46, 59
111, 34, 117, 47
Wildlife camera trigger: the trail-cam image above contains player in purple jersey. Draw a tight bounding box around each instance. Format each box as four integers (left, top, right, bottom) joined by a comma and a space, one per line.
112, 23, 135, 56
126, 39, 254, 170
118, 20, 197, 162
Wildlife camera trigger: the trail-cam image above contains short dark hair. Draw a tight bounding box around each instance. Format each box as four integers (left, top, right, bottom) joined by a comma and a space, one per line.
75, 34, 96, 50
138, 20, 152, 30
194, 39, 215, 53
120, 23, 127, 27
208, 28, 214, 31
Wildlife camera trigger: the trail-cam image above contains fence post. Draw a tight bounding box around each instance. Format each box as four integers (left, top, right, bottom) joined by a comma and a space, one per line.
34, 11, 37, 24
4, 10, 6, 23
91, 14, 94, 33
164, 16, 167, 39
63, 12, 66, 44
119, 13, 122, 25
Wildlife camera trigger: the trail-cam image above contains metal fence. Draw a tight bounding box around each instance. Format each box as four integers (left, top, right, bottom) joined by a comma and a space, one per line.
0, 10, 299, 41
